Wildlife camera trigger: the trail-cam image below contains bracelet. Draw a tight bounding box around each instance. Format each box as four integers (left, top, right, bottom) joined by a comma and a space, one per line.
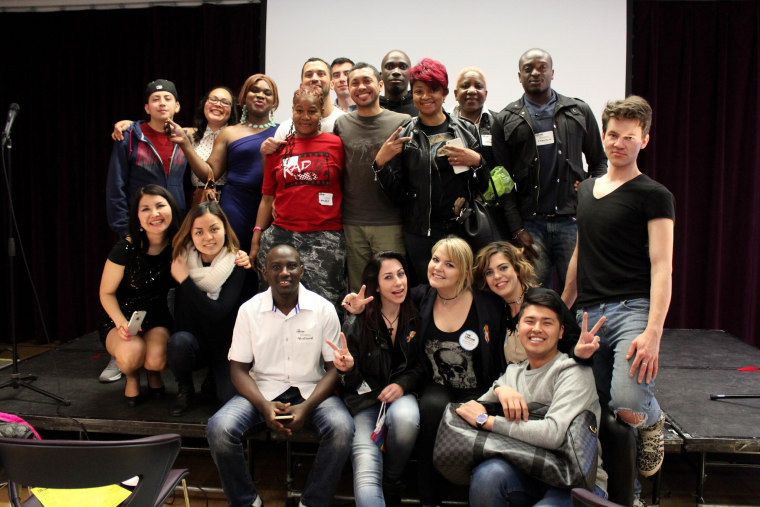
511, 228, 525, 240
253, 226, 262, 232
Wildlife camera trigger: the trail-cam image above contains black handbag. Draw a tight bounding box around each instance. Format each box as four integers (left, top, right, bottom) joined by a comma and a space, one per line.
433, 402, 599, 490
456, 174, 509, 252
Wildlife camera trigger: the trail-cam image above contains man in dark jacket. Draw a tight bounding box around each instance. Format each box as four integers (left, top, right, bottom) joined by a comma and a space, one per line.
492, 49, 607, 293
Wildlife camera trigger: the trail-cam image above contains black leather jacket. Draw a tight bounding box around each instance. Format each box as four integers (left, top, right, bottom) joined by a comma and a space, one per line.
338, 313, 425, 415
491, 93, 607, 223
375, 112, 488, 236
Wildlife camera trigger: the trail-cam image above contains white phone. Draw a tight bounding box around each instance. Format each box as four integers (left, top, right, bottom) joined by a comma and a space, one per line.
445, 138, 469, 174
127, 310, 147, 335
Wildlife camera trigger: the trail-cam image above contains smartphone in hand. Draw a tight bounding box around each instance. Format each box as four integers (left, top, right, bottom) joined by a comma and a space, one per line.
127, 311, 146, 336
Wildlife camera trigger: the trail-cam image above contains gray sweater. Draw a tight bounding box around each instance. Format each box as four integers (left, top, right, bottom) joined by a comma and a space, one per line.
479, 351, 608, 493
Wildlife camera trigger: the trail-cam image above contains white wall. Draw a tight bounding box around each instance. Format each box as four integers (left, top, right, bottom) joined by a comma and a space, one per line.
266, 0, 627, 124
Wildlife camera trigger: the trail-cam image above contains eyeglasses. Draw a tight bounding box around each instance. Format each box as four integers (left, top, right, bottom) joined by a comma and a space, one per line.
208, 96, 232, 107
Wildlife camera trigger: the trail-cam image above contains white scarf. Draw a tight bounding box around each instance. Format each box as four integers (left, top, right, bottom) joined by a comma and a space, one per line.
185, 246, 236, 300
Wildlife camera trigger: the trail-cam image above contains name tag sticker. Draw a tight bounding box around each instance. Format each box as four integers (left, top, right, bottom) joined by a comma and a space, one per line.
357, 381, 372, 395
318, 192, 333, 206
481, 134, 492, 146
535, 131, 555, 146
459, 330, 479, 351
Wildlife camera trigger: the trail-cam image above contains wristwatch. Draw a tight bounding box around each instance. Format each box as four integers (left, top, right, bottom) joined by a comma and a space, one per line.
476, 412, 488, 430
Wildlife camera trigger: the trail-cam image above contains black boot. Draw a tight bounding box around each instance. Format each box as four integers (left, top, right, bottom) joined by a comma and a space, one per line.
382, 479, 403, 507
170, 384, 194, 417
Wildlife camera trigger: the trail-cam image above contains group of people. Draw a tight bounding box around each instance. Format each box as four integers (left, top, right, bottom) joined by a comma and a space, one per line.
99, 46, 674, 507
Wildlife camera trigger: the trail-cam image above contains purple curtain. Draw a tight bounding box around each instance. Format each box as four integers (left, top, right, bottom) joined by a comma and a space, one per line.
0, 4, 263, 344
632, 1, 760, 346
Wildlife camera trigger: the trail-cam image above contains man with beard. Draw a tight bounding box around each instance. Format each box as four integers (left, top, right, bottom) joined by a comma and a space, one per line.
379, 50, 418, 116
331, 57, 357, 112
272, 57, 346, 140
333, 63, 410, 290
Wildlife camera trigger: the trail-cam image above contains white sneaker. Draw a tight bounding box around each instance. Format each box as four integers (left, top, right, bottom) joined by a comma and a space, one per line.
633, 495, 648, 507
99, 356, 122, 383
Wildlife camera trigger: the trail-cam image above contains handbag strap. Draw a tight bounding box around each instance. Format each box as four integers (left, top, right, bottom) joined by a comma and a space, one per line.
473, 428, 488, 457
204, 167, 216, 188
482, 170, 505, 206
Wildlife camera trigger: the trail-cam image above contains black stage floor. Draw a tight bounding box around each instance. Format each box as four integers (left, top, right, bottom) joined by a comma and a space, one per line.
2, 329, 760, 448
0, 332, 217, 438
656, 329, 760, 452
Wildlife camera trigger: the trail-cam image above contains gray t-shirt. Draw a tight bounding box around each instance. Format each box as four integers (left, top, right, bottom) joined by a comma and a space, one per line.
333, 109, 410, 225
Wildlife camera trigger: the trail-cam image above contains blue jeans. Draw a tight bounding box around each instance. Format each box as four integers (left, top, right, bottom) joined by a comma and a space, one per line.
470, 458, 607, 507
523, 216, 577, 292
207, 390, 354, 507
167, 331, 236, 404
577, 299, 661, 428
351, 395, 420, 507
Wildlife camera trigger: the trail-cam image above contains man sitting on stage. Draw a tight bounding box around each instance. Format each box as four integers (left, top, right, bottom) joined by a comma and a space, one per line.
206, 244, 353, 507
457, 288, 608, 505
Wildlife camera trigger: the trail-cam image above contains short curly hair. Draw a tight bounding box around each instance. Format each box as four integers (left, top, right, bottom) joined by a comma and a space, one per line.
474, 241, 537, 294
409, 58, 448, 94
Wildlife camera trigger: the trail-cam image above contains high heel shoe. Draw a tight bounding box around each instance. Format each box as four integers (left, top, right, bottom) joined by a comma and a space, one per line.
148, 385, 166, 399
124, 393, 142, 407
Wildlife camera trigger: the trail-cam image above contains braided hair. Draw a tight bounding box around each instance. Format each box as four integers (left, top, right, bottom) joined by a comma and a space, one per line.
281, 85, 325, 162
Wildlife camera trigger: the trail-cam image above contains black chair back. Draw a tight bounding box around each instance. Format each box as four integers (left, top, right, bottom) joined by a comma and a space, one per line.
0, 433, 183, 506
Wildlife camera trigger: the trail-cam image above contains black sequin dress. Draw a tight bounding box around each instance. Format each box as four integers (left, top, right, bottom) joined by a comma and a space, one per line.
98, 238, 175, 342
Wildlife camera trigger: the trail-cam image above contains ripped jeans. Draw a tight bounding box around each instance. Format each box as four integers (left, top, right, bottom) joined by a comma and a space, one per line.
577, 298, 661, 428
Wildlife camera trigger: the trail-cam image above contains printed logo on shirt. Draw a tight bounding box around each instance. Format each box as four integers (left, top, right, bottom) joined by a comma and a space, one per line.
295, 328, 314, 341
282, 151, 332, 189
428, 132, 455, 158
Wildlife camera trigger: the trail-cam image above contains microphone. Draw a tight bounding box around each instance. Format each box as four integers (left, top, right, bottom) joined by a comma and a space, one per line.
2, 103, 20, 140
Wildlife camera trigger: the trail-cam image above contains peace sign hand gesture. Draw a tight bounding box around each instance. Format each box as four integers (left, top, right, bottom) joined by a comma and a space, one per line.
342, 285, 374, 315
574, 312, 605, 359
374, 126, 412, 168
328, 332, 354, 372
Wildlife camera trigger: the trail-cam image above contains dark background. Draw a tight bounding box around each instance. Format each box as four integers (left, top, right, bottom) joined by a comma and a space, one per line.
0, 1, 758, 348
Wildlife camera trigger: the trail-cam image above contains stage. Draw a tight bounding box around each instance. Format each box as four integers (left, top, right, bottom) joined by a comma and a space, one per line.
2, 329, 760, 504
0, 332, 216, 438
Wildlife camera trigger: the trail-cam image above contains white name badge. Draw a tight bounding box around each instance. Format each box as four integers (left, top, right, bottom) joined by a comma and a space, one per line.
318, 192, 333, 206
535, 131, 555, 146
459, 330, 479, 351
481, 134, 492, 146
357, 380, 372, 395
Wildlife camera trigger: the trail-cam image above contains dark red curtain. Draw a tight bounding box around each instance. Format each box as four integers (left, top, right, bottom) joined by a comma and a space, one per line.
0, 4, 264, 344
632, 1, 760, 345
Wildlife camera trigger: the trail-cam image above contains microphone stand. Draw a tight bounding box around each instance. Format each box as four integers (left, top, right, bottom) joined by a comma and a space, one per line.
0, 128, 70, 405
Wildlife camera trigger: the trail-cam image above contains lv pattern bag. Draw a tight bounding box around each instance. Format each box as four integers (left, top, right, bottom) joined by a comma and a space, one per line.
433, 402, 598, 490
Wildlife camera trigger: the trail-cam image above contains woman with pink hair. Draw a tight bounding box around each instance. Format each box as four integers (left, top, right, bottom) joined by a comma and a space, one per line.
373, 58, 488, 285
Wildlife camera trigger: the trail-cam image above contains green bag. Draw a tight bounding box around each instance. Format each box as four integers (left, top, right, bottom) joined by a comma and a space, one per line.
482, 166, 515, 202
